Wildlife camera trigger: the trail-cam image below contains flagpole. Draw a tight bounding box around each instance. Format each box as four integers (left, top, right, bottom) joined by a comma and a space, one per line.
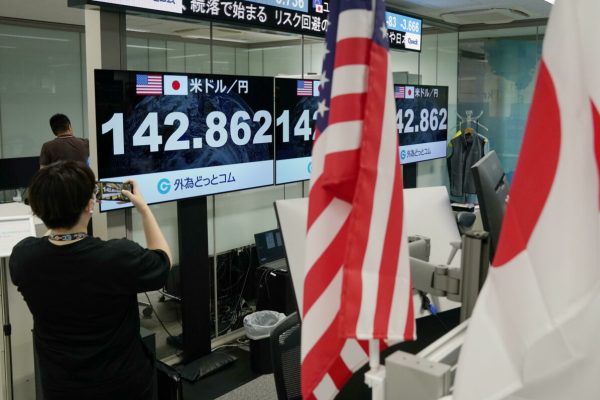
365, 339, 386, 400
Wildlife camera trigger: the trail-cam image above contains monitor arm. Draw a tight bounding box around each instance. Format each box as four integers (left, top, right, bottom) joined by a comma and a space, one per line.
408, 231, 490, 320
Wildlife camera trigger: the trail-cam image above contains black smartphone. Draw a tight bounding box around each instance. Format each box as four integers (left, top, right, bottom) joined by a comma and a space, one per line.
95, 182, 132, 202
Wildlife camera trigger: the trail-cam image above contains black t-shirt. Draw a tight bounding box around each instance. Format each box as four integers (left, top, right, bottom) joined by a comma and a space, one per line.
9, 236, 170, 400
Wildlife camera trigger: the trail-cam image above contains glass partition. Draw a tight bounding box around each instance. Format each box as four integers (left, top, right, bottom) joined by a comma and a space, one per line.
0, 22, 86, 158
458, 26, 545, 185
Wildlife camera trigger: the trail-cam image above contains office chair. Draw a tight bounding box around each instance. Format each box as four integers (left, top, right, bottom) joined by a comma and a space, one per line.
270, 312, 301, 400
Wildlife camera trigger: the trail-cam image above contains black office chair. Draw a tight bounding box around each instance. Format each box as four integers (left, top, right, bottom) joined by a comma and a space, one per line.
270, 312, 302, 400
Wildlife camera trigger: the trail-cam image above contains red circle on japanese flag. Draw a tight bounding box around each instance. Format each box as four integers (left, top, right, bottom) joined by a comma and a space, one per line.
172, 80, 181, 90
408, 88, 412, 96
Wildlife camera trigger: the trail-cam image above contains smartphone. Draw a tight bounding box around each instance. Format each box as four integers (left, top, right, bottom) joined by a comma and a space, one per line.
95, 181, 132, 202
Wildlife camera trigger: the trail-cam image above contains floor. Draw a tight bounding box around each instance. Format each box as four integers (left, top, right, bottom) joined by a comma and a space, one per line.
138, 290, 184, 360
138, 290, 461, 400
138, 290, 278, 399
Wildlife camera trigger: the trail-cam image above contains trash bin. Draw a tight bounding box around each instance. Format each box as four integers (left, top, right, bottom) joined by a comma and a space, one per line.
243, 310, 286, 373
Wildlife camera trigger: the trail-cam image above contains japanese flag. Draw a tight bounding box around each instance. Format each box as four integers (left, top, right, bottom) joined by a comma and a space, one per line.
164, 75, 188, 95
405, 86, 415, 99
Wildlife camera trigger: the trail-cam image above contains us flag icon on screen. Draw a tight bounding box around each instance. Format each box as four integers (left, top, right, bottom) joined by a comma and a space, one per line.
394, 86, 405, 99
164, 75, 188, 95
136, 74, 162, 95
297, 80, 313, 96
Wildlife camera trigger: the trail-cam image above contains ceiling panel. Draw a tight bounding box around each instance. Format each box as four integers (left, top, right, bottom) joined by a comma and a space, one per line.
387, 0, 551, 24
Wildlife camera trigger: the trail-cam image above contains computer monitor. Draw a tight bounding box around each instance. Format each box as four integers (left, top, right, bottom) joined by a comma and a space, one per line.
0, 156, 39, 191
471, 151, 510, 260
254, 229, 285, 266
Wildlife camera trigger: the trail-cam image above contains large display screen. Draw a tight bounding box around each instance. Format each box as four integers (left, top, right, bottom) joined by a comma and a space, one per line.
95, 69, 275, 212
274, 78, 319, 184
395, 84, 449, 164
70, 0, 421, 51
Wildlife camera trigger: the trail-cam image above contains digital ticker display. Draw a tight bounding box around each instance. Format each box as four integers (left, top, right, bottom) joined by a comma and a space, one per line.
394, 84, 449, 164
72, 0, 422, 52
274, 78, 319, 184
95, 69, 275, 212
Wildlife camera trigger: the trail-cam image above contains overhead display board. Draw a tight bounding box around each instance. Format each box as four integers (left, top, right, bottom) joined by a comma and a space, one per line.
69, 0, 422, 51
274, 78, 319, 184
394, 84, 449, 164
95, 69, 275, 211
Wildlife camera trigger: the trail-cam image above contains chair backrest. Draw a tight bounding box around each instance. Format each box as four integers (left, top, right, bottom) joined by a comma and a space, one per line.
270, 312, 302, 400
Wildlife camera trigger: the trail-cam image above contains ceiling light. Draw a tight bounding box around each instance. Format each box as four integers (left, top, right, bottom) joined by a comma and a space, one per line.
0, 33, 69, 42
126, 44, 175, 51
545, 0, 554, 4
181, 35, 248, 43
168, 53, 208, 59
126, 28, 151, 33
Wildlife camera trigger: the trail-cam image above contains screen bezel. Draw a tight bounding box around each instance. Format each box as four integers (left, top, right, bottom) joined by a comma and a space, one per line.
395, 83, 449, 165
94, 68, 276, 212
273, 77, 320, 186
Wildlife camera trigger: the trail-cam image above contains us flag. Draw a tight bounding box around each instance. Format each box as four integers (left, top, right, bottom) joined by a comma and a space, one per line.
136, 74, 162, 95
302, 0, 415, 398
394, 85, 405, 99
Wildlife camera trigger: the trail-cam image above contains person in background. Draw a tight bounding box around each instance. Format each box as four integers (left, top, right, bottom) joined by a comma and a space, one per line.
9, 161, 172, 400
40, 113, 89, 167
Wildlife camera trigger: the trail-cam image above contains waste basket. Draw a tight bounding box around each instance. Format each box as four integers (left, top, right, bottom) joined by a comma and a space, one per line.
243, 310, 286, 373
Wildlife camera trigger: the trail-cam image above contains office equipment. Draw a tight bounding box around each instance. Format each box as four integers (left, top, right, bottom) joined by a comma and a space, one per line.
385, 321, 468, 400
270, 312, 301, 400
471, 150, 510, 259
0, 156, 39, 191
156, 360, 183, 400
94, 69, 275, 212
274, 187, 464, 319
254, 229, 288, 271
395, 85, 449, 164
256, 268, 296, 315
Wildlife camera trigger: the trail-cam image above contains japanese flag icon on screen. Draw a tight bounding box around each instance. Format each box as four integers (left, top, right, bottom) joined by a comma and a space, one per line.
405, 86, 415, 99
164, 75, 188, 95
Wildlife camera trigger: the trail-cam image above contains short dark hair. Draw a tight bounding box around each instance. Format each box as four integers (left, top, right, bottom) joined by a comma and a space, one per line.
29, 161, 95, 229
49, 114, 71, 135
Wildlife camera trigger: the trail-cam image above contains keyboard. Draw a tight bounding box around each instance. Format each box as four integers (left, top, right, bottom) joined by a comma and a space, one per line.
262, 258, 288, 271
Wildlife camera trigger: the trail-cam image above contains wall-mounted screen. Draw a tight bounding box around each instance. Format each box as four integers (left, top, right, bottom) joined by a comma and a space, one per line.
70, 0, 421, 51
274, 78, 319, 185
95, 69, 274, 212
395, 85, 449, 164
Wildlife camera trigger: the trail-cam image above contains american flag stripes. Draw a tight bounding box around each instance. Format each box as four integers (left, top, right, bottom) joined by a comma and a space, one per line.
454, 1, 600, 399
302, 0, 415, 398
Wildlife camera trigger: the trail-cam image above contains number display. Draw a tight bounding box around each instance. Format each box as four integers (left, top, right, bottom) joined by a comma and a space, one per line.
396, 108, 448, 134
393, 84, 449, 164
101, 110, 277, 155
100, 107, 321, 156
102, 105, 324, 155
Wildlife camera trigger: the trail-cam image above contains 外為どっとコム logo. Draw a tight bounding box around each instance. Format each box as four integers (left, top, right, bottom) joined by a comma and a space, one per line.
157, 178, 171, 194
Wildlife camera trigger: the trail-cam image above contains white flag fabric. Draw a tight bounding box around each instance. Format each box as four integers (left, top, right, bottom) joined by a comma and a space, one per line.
453, 1, 600, 399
